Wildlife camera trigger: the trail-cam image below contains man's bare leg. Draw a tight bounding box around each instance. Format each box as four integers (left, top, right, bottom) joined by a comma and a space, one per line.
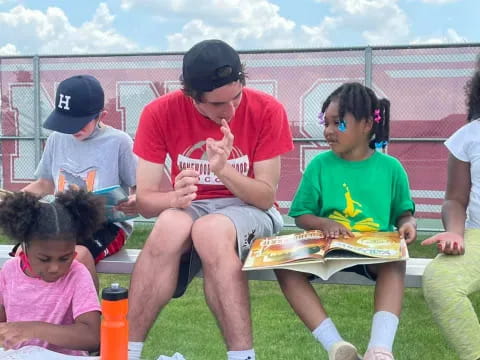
128, 210, 193, 342
192, 214, 253, 350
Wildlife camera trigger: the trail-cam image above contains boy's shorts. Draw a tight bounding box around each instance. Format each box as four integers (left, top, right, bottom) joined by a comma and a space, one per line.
340, 264, 377, 281
85, 222, 127, 264
172, 197, 283, 298
9, 222, 127, 264
307, 264, 378, 283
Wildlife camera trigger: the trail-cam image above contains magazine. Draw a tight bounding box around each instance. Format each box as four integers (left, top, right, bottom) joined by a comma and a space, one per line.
92, 185, 135, 223
0, 346, 99, 359
242, 230, 408, 280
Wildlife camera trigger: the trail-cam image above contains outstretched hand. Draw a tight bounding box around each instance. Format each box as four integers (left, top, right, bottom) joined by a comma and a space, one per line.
206, 119, 234, 175
421, 231, 465, 255
170, 169, 199, 209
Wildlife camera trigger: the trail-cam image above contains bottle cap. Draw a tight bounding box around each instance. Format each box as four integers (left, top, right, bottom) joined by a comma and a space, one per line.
101, 283, 128, 301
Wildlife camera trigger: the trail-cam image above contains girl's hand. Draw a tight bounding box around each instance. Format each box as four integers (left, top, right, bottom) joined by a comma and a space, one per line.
0, 322, 32, 349
320, 219, 353, 238
115, 194, 137, 216
398, 222, 417, 244
421, 232, 465, 255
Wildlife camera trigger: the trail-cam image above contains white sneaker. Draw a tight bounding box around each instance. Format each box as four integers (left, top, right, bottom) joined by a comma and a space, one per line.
329, 341, 363, 360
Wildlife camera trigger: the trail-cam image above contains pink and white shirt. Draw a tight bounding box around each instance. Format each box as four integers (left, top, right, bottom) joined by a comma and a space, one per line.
0, 257, 100, 356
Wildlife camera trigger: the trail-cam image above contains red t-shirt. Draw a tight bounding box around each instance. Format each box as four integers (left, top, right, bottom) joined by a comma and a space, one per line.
133, 88, 294, 199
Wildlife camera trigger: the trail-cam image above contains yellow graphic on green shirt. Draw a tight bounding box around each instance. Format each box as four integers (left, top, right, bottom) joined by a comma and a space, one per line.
328, 183, 379, 231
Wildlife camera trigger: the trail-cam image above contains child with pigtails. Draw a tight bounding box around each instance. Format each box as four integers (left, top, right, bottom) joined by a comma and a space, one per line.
276, 82, 416, 360
0, 190, 104, 356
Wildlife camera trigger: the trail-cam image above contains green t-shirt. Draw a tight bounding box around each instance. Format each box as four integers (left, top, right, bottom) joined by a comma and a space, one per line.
289, 151, 415, 231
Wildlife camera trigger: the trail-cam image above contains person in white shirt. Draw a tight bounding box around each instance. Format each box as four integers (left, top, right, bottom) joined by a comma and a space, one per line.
422, 55, 480, 360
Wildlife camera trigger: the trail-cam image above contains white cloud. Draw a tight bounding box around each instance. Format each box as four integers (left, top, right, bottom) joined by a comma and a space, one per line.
0, 43, 19, 55
158, 0, 299, 50
0, 3, 138, 55
301, 17, 339, 48
120, 0, 414, 49
314, 0, 410, 45
411, 28, 467, 44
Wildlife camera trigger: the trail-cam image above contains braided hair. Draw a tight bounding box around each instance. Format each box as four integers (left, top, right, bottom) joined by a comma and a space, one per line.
321, 82, 390, 150
0, 189, 105, 248
465, 55, 480, 122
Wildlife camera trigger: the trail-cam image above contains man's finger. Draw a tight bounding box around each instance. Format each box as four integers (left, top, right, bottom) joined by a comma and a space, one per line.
221, 118, 230, 129
176, 168, 199, 180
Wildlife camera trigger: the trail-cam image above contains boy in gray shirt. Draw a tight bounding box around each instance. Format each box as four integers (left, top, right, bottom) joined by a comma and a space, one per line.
23, 75, 138, 291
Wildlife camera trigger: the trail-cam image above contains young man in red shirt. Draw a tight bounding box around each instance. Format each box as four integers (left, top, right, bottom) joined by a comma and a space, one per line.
128, 39, 293, 360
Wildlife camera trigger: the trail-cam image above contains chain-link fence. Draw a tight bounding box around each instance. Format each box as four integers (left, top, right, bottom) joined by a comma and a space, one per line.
1, 43, 479, 230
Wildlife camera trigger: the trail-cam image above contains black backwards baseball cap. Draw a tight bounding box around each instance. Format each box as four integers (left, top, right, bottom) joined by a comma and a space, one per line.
43, 75, 104, 134
182, 39, 243, 92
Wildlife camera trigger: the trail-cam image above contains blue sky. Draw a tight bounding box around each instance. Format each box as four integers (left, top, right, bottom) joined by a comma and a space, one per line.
0, 0, 477, 55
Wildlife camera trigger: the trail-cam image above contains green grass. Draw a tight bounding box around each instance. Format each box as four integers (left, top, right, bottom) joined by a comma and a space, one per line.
98, 275, 478, 360
97, 226, 462, 360
2, 224, 465, 359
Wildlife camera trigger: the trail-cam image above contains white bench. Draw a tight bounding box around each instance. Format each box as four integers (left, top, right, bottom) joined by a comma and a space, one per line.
0, 246, 431, 288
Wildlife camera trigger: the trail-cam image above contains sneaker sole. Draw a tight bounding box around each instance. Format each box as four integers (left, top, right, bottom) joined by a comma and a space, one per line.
333, 345, 362, 360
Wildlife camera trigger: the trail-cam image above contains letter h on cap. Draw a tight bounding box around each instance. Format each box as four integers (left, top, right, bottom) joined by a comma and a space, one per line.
58, 94, 71, 110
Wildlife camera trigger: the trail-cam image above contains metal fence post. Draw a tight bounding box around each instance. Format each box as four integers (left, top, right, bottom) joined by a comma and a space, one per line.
364, 46, 373, 88
33, 55, 41, 167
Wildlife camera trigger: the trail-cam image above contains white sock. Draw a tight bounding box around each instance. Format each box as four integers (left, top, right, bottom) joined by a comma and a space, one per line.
128, 341, 144, 360
312, 318, 343, 352
227, 349, 255, 360
367, 311, 399, 351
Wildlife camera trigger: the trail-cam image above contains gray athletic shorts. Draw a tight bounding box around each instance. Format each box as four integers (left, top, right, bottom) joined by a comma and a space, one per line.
172, 197, 283, 298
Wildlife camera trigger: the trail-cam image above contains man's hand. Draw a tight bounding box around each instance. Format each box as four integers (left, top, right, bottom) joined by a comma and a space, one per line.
206, 119, 234, 175
170, 169, 199, 209
421, 232, 465, 255
0, 322, 33, 349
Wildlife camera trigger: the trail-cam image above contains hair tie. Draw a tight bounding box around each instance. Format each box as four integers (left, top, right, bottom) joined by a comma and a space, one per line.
375, 140, 388, 149
374, 109, 381, 123
318, 112, 325, 125
19, 244, 40, 278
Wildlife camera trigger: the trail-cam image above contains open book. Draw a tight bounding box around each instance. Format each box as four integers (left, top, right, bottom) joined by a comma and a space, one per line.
92, 185, 135, 223
242, 230, 408, 280
0, 346, 99, 359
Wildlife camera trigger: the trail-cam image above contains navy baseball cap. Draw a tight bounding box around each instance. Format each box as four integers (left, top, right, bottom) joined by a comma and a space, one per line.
43, 75, 104, 134
182, 39, 243, 92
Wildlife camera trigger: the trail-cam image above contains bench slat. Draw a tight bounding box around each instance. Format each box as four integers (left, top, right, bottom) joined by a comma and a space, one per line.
0, 246, 431, 288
